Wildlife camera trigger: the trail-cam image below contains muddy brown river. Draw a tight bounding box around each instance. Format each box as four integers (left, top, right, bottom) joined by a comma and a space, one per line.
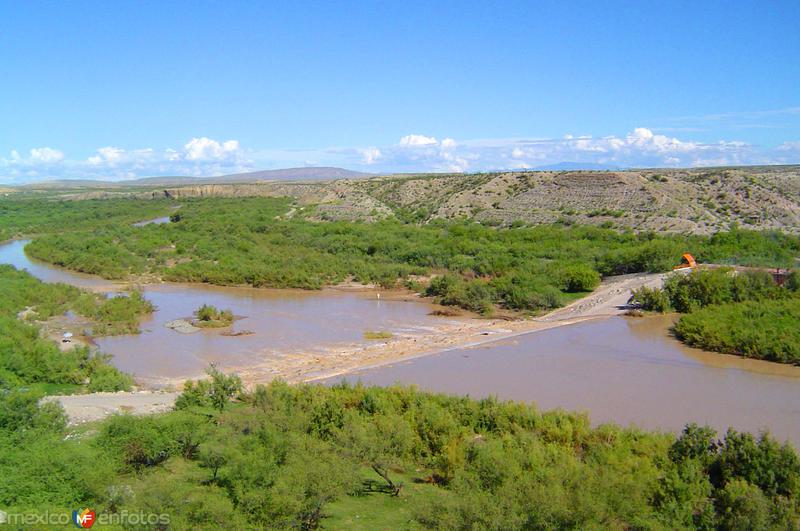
0, 240, 450, 384
2, 239, 798, 445
329, 315, 800, 445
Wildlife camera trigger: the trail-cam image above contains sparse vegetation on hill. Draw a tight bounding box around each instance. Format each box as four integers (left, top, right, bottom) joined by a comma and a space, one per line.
40, 165, 800, 234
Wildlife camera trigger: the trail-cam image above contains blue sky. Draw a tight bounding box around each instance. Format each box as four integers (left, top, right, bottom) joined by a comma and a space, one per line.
1, 0, 799, 182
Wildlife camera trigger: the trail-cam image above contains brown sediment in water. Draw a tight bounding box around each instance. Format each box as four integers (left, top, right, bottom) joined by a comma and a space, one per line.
325, 314, 800, 446
226, 272, 670, 387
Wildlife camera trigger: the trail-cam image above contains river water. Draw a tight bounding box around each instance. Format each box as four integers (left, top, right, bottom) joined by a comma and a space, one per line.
329, 315, 800, 445
0, 240, 448, 384
2, 239, 799, 445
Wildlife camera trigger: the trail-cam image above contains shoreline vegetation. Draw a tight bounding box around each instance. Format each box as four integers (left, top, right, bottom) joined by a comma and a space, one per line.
0, 265, 154, 394
631, 268, 800, 364
5, 373, 799, 529
17, 197, 800, 317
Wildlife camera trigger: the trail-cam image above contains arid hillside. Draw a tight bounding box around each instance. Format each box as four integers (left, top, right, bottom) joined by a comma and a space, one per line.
53, 165, 800, 234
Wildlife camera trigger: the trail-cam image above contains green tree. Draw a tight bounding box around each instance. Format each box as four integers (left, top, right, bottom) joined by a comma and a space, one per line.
336, 412, 414, 495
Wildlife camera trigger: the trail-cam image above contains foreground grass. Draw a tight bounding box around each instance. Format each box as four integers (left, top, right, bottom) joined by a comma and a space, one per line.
323, 468, 433, 530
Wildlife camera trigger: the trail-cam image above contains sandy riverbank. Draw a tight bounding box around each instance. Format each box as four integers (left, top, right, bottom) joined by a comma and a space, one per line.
229, 271, 668, 386
46, 272, 666, 423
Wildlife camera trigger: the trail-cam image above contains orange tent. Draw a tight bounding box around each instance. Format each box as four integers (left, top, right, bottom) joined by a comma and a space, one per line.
673, 253, 697, 270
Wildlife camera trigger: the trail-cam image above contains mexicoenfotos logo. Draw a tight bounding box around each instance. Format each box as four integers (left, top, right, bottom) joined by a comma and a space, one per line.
72, 508, 96, 528
0, 508, 168, 526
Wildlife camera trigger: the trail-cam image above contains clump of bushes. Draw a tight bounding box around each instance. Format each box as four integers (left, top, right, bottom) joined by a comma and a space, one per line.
426, 275, 495, 315
363, 331, 393, 340
674, 299, 800, 364
631, 268, 792, 314
558, 264, 601, 292
630, 267, 799, 364
664, 268, 785, 313
193, 304, 234, 328
629, 285, 671, 312
0, 265, 139, 392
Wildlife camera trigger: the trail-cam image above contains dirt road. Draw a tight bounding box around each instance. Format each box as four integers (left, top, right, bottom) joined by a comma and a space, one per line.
538, 272, 669, 322
43, 391, 180, 426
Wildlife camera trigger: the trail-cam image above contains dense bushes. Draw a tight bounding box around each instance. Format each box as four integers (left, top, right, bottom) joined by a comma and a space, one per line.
558, 264, 601, 292
3, 379, 798, 529
631, 268, 795, 313
18, 197, 800, 315
664, 268, 787, 313
0, 265, 151, 391
629, 285, 671, 312
0, 197, 174, 241
630, 268, 799, 364
674, 299, 800, 364
193, 304, 234, 328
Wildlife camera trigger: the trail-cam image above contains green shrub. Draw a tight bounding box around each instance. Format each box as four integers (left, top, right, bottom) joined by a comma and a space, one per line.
15, 196, 798, 316
558, 264, 601, 292
630, 286, 672, 312
674, 299, 800, 364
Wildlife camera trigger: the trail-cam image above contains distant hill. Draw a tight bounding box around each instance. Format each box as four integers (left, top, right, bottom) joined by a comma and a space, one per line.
14, 165, 800, 235
533, 162, 621, 171
130, 167, 370, 186
16, 167, 370, 189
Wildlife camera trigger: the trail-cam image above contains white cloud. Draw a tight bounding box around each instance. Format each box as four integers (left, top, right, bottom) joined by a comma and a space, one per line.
184, 137, 241, 161
28, 147, 64, 163
359, 147, 382, 165
1, 129, 798, 184
88, 146, 125, 165
399, 134, 438, 147
777, 141, 800, 152
0, 136, 255, 183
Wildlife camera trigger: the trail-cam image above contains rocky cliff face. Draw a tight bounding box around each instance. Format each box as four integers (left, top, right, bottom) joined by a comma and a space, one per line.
59, 166, 800, 234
